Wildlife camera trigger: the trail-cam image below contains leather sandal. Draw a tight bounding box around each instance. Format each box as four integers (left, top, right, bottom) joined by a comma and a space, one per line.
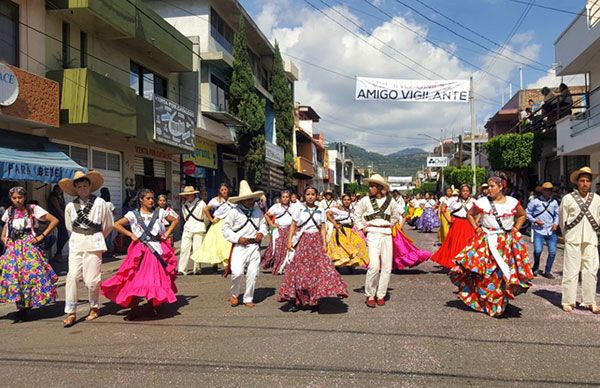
589, 305, 600, 314
244, 302, 256, 308
85, 308, 99, 321
63, 314, 77, 328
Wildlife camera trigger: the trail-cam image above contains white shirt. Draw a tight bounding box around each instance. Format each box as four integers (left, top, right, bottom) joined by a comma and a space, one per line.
319, 199, 338, 211
474, 196, 519, 230
440, 196, 456, 207
182, 198, 206, 233
125, 209, 167, 254
560, 191, 600, 245
222, 205, 268, 243
65, 196, 114, 252
353, 196, 402, 235
423, 199, 436, 209
449, 198, 473, 218
208, 197, 235, 219
2, 205, 48, 238
293, 205, 326, 233
393, 196, 406, 213
327, 207, 353, 225
268, 203, 293, 227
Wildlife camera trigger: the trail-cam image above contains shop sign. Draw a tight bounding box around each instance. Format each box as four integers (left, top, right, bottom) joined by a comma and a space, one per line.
0, 162, 73, 184
182, 137, 218, 169
265, 141, 284, 167
135, 145, 170, 160
426, 156, 448, 167
0, 63, 19, 106
153, 95, 196, 151
183, 161, 205, 178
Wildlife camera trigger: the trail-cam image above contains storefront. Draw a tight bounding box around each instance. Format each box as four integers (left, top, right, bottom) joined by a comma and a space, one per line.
182, 137, 219, 199
262, 141, 285, 200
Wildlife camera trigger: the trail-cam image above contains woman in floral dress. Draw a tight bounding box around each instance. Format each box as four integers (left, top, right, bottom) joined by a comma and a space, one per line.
278, 186, 348, 312
449, 176, 533, 317
0, 186, 59, 322
416, 192, 440, 232
261, 190, 294, 274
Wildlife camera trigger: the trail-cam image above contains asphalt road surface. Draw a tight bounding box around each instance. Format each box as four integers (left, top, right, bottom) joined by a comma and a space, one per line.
1, 228, 599, 387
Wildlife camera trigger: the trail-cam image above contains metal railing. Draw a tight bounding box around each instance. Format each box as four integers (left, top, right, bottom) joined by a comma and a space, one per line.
510, 92, 588, 134
588, 0, 600, 28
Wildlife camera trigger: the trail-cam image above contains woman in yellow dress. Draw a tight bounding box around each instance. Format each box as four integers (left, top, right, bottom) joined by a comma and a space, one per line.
326, 194, 368, 267
191, 183, 233, 268
437, 187, 456, 244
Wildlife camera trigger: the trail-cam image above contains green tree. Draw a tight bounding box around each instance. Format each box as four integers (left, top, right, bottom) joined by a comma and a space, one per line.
483, 132, 541, 189
229, 16, 266, 185
443, 166, 488, 189
270, 42, 295, 188
344, 182, 368, 194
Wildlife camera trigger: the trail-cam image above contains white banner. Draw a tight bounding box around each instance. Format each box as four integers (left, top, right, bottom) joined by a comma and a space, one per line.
427, 157, 448, 167
355, 77, 469, 103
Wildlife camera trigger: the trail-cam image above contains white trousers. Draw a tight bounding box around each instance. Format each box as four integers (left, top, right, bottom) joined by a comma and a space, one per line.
562, 242, 599, 306
179, 230, 204, 273
230, 244, 261, 303
365, 232, 393, 299
64, 250, 102, 314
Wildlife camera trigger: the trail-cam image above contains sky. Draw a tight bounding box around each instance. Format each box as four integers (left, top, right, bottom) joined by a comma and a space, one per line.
238, 0, 587, 154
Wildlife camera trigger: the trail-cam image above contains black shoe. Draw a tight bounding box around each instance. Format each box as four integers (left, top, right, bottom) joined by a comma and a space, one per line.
532, 267, 539, 276
13, 309, 28, 323
542, 272, 555, 279
287, 304, 300, 313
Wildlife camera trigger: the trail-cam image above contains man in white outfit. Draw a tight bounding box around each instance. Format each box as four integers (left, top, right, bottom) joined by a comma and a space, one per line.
222, 180, 267, 308
353, 174, 402, 308
60, 171, 114, 327
178, 186, 206, 275
559, 166, 600, 314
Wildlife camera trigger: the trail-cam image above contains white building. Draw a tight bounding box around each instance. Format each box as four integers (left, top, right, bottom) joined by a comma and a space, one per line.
554, 2, 599, 181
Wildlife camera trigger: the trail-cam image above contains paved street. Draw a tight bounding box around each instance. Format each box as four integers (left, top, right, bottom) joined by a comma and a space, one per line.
1, 228, 599, 387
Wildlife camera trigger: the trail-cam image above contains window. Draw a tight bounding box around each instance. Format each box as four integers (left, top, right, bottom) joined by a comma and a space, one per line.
210, 8, 234, 53
54, 143, 89, 168
62, 22, 70, 68
0, 0, 19, 66
210, 74, 228, 112
130, 61, 167, 100
80, 31, 87, 67
93, 150, 121, 172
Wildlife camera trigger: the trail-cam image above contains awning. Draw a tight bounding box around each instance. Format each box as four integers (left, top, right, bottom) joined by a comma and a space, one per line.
0, 129, 86, 184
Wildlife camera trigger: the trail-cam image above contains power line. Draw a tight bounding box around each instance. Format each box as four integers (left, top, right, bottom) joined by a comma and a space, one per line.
391, 0, 548, 73
411, 0, 549, 68
505, 0, 581, 15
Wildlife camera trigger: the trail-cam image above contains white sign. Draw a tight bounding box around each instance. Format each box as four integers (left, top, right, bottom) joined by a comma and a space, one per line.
427, 156, 448, 167
0, 63, 19, 106
355, 77, 469, 103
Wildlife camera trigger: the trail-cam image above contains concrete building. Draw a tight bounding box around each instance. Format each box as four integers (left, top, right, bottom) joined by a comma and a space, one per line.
147, 0, 299, 198
555, 2, 600, 185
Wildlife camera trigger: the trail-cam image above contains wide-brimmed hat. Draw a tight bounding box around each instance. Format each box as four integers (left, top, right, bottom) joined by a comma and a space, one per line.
179, 186, 199, 196
541, 182, 554, 190
570, 166, 598, 185
58, 170, 104, 197
364, 174, 389, 190
229, 180, 264, 204
481, 183, 489, 189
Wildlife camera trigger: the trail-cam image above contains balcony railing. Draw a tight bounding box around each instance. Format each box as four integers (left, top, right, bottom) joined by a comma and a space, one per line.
589, 0, 600, 28
295, 156, 314, 178
511, 92, 588, 134
211, 26, 233, 54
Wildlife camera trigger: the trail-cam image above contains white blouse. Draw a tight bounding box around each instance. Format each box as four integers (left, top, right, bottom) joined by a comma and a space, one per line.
423, 199, 436, 209
208, 197, 235, 219
1, 205, 48, 234
125, 209, 167, 254
268, 203, 293, 227
292, 205, 326, 233
474, 196, 519, 230
449, 198, 473, 218
327, 207, 353, 225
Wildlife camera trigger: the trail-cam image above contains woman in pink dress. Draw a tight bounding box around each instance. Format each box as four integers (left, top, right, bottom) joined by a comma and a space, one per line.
101, 189, 179, 320
392, 207, 431, 271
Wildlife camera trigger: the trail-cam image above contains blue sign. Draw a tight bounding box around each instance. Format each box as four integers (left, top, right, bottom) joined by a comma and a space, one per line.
0, 161, 79, 184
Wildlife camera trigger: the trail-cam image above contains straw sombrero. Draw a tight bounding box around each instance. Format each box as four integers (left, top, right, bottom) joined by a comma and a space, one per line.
541, 182, 554, 190
58, 170, 104, 197
364, 174, 389, 190
569, 166, 598, 185
179, 186, 199, 196
229, 180, 264, 204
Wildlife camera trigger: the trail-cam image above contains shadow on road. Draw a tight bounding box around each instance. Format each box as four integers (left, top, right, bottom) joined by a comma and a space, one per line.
392, 269, 427, 275
99, 294, 196, 321
0, 301, 67, 323
533, 289, 561, 308
317, 298, 348, 314
445, 299, 522, 319
253, 287, 276, 304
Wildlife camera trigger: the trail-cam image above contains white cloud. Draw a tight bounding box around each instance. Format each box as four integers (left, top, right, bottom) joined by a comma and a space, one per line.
527, 69, 585, 89
256, 2, 548, 154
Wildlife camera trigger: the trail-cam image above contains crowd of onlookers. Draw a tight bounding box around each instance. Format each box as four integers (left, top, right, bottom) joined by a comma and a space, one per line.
519, 83, 574, 131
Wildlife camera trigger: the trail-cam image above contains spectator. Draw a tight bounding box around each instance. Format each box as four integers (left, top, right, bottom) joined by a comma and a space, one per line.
557, 83, 573, 119
47, 184, 68, 262
100, 187, 116, 256
541, 86, 558, 120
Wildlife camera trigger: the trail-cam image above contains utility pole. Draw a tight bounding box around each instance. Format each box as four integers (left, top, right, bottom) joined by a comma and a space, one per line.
519, 66, 524, 90
440, 129, 445, 191
470, 76, 477, 191
458, 134, 463, 167
340, 143, 345, 195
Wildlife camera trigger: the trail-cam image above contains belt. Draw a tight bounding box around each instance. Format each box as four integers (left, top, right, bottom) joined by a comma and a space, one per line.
72, 226, 101, 235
